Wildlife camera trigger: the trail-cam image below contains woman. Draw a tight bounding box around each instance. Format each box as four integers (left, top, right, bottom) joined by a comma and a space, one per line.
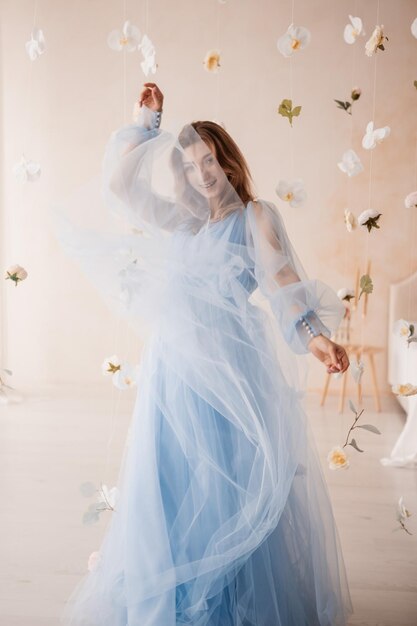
58, 82, 353, 625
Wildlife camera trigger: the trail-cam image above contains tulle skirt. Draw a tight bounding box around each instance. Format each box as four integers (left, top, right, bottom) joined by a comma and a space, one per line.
60, 323, 353, 626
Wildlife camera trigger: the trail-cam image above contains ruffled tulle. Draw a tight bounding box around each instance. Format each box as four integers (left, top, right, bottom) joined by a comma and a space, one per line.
54, 108, 352, 625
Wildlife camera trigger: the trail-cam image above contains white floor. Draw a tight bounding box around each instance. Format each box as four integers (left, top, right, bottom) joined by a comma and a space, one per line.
0, 384, 416, 625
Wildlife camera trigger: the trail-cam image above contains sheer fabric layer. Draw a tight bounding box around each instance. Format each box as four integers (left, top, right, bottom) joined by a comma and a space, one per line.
54, 108, 351, 626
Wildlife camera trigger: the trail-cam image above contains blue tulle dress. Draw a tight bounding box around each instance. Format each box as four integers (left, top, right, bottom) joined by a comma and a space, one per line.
55, 106, 353, 625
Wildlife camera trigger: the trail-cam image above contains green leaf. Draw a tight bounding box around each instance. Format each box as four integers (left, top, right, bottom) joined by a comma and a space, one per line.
358, 274, 373, 300
349, 438, 364, 453
409, 324, 414, 336
378, 44, 385, 51
292, 106, 302, 117
349, 399, 357, 414
281, 99, 292, 109
357, 424, 381, 434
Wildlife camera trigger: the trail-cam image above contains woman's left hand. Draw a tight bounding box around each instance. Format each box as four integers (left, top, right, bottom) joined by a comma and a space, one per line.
307, 334, 350, 374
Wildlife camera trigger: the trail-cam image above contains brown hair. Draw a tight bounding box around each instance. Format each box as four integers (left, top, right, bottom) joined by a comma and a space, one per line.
170, 120, 256, 224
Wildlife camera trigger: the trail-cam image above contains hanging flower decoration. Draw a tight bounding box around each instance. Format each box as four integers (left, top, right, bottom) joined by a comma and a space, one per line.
25, 28, 46, 60
275, 179, 307, 207
5, 264, 28, 286
337, 287, 355, 302
404, 191, 417, 208
337, 149, 363, 177
101, 355, 121, 376
344, 208, 357, 232
412, 18, 417, 39
80, 481, 119, 525
13, 155, 41, 183
350, 359, 365, 384
365, 25, 388, 57
327, 400, 381, 470
393, 319, 417, 345
362, 121, 390, 150
327, 446, 350, 470
139, 34, 157, 76
358, 274, 373, 300
101, 355, 138, 389
334, 87, 361, 115
277, 99, 302, 126
107, 20, 141, 51
343, 15, 364, 44
396, 496, 413, 535
358, 209, 382, 232
392, 383, 417, 397
277, 24, 311, 57
203, 49, 221, 72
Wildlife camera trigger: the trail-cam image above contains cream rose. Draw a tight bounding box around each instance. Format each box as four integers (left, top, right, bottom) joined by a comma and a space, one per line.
5, 264, 28, 286
327, 446, 350, 470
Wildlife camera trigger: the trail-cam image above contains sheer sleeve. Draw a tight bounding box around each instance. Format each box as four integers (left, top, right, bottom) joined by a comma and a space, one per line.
101, 104, 182, 232
246, 199, 345, 354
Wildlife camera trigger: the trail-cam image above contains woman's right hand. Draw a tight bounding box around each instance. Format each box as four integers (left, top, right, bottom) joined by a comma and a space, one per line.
138, 83, 164, 112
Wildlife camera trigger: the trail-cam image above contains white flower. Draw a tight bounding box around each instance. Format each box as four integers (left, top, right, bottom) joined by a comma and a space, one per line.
337, 149, 363, 177
5, 264, 28, 286
97, 484, 119, 509
362, 121, 390, 150
101, 355, 121, 376
13, 155, 41, 183
337, 287, 355, 301
397, 496, 412, 522
350, 359, 365, 384
112, 363, 139, 389
392, 383, 417, 397
358, 209, 382, 232
327, 446, 350, 470
275, 179, 307, 207
25, 28, 46, 60
203, 49, 221, 72
412, 18, 417, 40
277, 23, 311, 57
344, 208, 357, 232
139, 34, 157, 76
393, 319, 414, 340
404, 191, 417, 209
365, 25, 387, 57
343, 15, 364, 44
87, 551, 101, 572
107, 20, 141, 52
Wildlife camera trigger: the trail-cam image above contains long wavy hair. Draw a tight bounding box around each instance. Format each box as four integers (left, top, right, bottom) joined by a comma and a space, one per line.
170, 120, 257, 224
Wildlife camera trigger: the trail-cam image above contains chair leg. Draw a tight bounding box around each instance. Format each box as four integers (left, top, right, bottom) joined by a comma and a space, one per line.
338, 371, 348, 414
320, 373, 332, 406
368, 352, 381, 412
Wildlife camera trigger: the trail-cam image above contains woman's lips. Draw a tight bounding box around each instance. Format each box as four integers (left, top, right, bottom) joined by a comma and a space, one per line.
199, 179, 216, 188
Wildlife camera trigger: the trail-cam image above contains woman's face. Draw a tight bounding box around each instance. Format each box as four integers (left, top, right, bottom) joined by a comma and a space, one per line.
182, 140, 228, 200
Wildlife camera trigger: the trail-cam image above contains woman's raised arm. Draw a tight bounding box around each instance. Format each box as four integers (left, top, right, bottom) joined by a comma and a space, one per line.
102, 83, 181, 232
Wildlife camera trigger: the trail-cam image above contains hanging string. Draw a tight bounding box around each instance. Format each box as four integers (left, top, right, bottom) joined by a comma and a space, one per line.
3, 0, 41, 373
288, 0, 295, 179
103, 0, 130, 482
359, 0, 380, 362
215, 0, 221, 121
405, 90, 417, 382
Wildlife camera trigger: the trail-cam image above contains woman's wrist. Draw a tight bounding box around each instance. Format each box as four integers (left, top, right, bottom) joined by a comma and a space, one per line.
295, 310, 330, 351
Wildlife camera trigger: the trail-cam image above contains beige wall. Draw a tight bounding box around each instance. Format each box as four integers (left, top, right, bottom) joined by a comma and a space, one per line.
1, 0, 416, 392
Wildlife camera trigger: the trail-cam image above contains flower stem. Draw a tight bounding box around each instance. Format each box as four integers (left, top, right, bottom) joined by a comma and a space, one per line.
342, 408, 364, 448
